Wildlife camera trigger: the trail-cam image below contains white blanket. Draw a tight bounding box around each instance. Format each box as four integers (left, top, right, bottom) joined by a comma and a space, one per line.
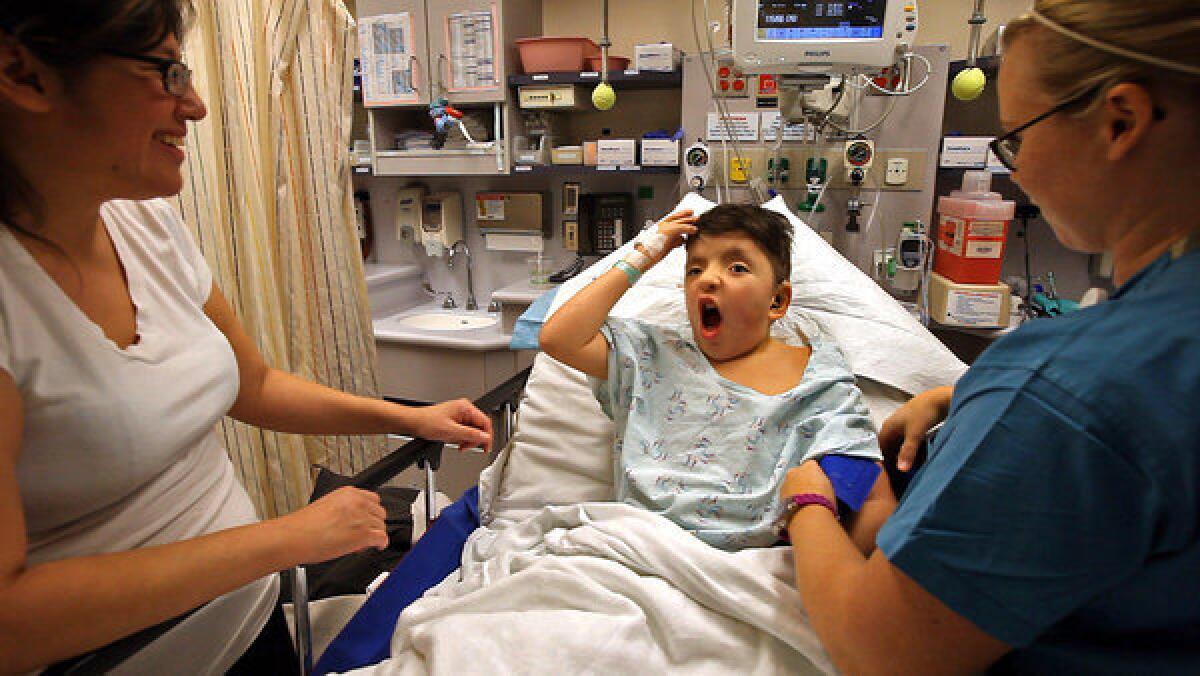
341, 503, 832, 675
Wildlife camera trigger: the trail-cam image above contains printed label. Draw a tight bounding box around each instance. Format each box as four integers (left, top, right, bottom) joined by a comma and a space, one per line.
705, 112, 761, 141
969, 220, 1006, 237
946, 290, 1004, 326
475, 195, 505, 220
938, 216, 965, 256
966, 240, 1004, 258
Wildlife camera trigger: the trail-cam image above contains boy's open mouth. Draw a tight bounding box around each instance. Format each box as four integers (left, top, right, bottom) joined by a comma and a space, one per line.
699, 298, 722, 339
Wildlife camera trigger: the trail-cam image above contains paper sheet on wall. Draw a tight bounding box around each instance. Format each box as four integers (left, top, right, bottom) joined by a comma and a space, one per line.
358, 13, 419, 105
760, 112, 816, 142
705, 112, 760, 141
447, 10, 498, 91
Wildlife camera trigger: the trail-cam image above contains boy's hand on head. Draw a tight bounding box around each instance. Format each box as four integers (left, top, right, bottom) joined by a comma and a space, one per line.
640, 210, 697, 264
659, 209, 699, 247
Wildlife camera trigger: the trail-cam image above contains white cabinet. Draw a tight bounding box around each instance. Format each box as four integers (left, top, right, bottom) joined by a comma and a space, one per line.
357, 0, 541, 176
376, 342, 534, 403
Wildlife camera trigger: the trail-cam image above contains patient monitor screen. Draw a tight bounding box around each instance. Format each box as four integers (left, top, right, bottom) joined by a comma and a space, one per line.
757, 1, 887, 40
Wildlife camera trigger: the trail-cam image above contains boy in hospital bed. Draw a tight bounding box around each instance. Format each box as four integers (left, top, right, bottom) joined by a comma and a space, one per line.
540, 204, 893, 551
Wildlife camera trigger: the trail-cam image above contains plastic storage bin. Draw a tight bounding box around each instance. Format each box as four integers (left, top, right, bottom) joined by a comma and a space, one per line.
516, 37, 600, 74
934, 171, 1016, 284
584, 55, 630, 72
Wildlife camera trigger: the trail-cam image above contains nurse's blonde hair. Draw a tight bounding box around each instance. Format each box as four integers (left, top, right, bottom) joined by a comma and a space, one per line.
1002, 0, 1200, 113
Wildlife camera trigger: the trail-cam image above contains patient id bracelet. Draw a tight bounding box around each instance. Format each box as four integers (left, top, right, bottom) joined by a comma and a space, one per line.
613, 259, 643, 286
776, 493, 839, 538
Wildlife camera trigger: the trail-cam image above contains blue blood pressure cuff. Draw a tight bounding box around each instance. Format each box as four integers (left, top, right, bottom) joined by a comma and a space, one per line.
818, 454, 882, 512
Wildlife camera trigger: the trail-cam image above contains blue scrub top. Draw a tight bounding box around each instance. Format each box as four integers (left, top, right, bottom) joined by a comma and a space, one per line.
878, 245, 1200, 674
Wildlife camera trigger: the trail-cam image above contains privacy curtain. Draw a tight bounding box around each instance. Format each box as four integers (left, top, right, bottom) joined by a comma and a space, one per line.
176, 0, 384, 517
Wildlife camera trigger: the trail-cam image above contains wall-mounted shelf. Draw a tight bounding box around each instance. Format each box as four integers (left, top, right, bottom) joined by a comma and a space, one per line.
508, 69, 682, 90
510, 164, 679, 175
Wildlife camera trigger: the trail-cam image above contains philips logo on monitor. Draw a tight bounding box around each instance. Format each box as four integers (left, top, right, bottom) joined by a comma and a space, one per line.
805, 50, 833, 57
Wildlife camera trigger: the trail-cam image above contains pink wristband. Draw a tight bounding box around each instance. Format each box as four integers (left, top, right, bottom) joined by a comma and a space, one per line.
776, 493, 839, 539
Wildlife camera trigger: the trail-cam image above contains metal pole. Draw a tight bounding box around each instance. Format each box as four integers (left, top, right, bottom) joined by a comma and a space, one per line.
967, 0, 988, 67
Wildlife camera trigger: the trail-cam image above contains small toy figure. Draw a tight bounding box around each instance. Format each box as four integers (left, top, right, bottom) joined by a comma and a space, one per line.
428, 97, 464, 149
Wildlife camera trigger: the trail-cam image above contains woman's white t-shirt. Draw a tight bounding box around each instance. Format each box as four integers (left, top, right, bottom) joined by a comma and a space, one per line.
0, 199, 276, 674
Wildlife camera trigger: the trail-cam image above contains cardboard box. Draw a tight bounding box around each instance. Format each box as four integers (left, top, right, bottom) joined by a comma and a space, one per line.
551, 146, 583, 165
635, 43, 677, 72
939, 136, 993, 168
640, 139, 679, 166
596, 139, 637, 167
927, 272, 1013, 328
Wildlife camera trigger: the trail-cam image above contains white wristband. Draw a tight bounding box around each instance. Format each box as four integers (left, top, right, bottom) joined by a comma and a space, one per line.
625, 249, 651, 270
633, 226, 668, 258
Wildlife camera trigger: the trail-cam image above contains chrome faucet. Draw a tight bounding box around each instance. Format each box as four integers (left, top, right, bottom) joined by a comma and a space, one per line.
447, 240, 478, 311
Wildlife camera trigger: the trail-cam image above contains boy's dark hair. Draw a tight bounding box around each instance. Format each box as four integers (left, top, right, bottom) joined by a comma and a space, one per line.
686, 204, 793, 283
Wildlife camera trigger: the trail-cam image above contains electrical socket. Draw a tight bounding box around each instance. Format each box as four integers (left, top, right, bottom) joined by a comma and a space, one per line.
885, 157, 910, 186
708, 147, 927, 191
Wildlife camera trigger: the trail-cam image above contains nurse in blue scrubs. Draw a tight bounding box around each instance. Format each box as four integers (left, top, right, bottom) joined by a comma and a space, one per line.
776, 1, 1200, 673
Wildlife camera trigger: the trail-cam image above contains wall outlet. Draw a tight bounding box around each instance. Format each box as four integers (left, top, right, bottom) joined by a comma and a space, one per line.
729, 157, 752, 183
563, 220, 578, 251
885, 157, 910, 186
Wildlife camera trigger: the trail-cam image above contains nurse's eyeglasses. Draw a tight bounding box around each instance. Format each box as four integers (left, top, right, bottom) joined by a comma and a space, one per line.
990, 84, 1166, 172
102, 50, 193, 98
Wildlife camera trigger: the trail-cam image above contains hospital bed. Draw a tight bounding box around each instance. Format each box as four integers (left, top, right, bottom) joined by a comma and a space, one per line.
47, 195, 966, 675
305, 194, 967, 675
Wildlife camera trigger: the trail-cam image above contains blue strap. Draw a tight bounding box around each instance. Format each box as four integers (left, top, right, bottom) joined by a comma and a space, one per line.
313, 487, 480, 675
509, 287, 558, 350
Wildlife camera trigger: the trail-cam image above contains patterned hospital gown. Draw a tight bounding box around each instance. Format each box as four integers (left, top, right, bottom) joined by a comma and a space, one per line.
591, 317, 880, 550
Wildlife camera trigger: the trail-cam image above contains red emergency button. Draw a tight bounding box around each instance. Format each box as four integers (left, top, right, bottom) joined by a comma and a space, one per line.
718, 66, 730, 78
732, 79, 745, 91
719, 80, 730, 91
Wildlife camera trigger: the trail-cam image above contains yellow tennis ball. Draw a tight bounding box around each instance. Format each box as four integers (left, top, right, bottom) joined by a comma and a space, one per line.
951, 67, 987, 101
592, 83, 616, 111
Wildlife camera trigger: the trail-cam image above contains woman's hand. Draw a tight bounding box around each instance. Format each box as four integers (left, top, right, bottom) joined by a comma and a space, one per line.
409, 399, 493, 452
878, 386, 954, 472
280, 487, 389, 563
780, 461, 835, 502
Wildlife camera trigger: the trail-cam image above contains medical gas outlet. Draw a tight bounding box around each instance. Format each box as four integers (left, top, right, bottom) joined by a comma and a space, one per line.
844, 139, 874, 183
684, 140, 713, 191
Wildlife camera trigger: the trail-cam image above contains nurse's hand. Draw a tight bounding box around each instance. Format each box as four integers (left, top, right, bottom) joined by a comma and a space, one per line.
878, 385, 954, 472
282, 487, 389, 562
410, 399, 493, 452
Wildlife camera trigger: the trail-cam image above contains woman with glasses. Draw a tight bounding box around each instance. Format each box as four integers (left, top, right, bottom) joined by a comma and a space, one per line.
777, 1, 1200, 673
0, 2, 493, 673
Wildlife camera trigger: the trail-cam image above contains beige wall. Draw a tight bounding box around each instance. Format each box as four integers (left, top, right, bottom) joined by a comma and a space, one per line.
543, 0, 1032, 61
345, 1, 1034, 61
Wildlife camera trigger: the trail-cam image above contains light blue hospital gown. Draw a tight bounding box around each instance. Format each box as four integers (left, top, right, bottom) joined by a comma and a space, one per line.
591, 317, 880, 550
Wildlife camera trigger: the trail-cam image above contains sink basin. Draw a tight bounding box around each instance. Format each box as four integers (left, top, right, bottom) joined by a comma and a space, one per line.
395, 312, 499, 331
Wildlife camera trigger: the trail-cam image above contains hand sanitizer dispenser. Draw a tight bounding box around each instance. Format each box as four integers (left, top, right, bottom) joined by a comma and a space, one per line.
421, 192, 463, 256
394, 186, 425, 243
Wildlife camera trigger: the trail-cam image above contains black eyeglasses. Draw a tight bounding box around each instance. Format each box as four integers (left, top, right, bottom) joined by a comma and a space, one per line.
989, 86, 1102, 172
990, 84, 1168, 172
102, 50, 193, 98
